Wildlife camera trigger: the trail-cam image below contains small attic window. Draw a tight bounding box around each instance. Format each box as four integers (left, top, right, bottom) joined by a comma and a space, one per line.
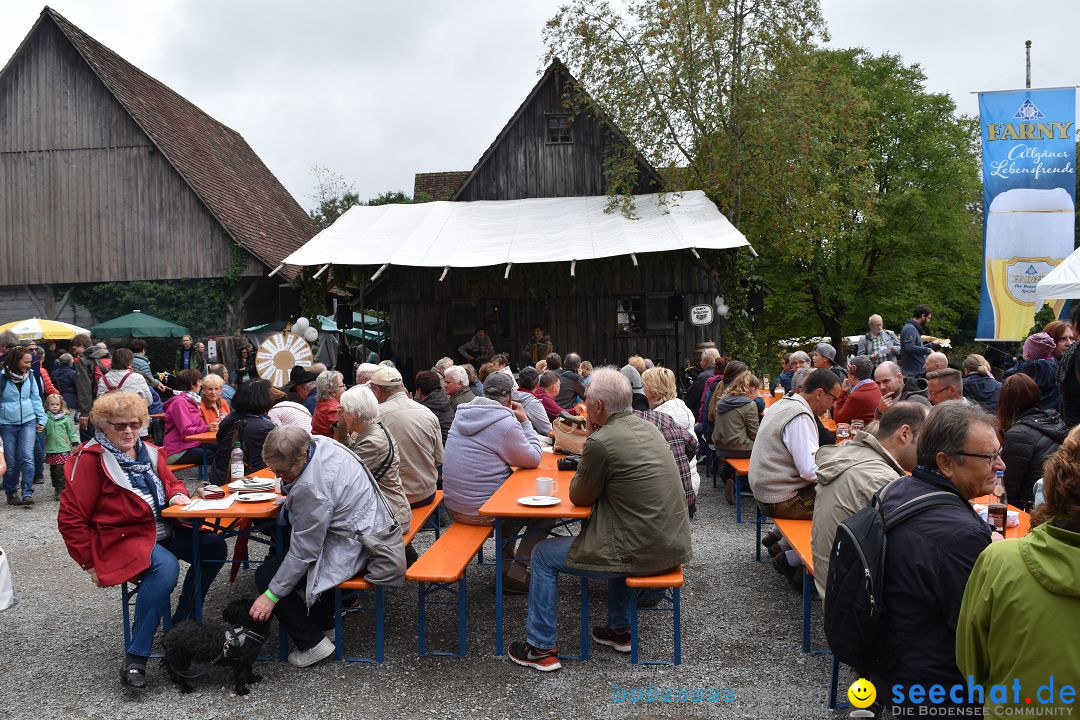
546, 114, 573, 144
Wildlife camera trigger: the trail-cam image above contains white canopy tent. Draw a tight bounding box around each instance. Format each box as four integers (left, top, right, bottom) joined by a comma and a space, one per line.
278, 191, 752, 276
1036, 247, 1080, 299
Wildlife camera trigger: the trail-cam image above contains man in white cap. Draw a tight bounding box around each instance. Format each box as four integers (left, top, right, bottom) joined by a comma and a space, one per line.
354, 362, 379, 388
368, 366, 442, 511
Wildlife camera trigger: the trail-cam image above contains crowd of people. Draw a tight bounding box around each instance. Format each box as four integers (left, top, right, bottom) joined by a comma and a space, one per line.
5, 311, 1075, 710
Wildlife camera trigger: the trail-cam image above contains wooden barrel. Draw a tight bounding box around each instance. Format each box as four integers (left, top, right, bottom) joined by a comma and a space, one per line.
692, 341, 717, 360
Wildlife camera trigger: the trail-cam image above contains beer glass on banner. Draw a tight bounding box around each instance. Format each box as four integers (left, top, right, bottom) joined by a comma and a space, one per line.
985, 188, 1074, 340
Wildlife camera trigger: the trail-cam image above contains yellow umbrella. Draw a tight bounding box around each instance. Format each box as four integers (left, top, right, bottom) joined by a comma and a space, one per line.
0, 318, 90, 341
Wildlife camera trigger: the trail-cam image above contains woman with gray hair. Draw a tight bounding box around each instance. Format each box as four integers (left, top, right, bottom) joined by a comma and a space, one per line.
250, 425, 404, 668
336, 385, 412, 532
311, 370, 344, 438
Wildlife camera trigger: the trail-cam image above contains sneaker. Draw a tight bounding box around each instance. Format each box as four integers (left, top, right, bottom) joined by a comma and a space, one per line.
507, 641, 561, 672
120, 662, 147, 690
21, 495, 34, 506
287, 637, 335, 668
6, 494, 20, 506
591, 626, 631, 653
33, 477, 44, 485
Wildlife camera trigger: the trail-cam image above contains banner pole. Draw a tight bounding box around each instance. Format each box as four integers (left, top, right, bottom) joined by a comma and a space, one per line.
1025, 40, 1032, 89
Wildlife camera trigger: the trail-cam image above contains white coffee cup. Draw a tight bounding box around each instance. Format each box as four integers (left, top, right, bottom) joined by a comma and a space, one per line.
536, 476, 558, 497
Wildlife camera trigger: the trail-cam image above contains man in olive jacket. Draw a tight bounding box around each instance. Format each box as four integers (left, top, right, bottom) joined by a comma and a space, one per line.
508, 368, 692, 672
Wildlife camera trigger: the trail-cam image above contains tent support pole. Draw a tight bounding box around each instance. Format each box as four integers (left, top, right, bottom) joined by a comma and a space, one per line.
268, 263, 285, 278
312, 263, 332, 279
439, 266, 450, 282
371, 264, 389, 282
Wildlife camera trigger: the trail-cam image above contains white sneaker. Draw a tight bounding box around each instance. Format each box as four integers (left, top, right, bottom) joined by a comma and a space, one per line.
288, 636, 335, 667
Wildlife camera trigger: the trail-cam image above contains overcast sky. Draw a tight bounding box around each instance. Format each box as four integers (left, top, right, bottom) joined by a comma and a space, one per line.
2, 1, 1077, 210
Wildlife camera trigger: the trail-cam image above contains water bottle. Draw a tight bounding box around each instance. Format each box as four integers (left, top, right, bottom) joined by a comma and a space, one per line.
230, 441, 244, 482
987, 470, 1008, 534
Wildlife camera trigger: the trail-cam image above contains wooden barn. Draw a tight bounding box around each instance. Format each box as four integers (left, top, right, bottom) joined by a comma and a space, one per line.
285, 59, 750, 381
0, 7, 316, 328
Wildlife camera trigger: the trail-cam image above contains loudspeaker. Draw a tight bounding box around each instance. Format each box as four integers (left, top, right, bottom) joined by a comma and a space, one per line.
746, 277, 764, 315
668, 295, 685, 321
278, 284, 300, 321
335, 302, 353, 329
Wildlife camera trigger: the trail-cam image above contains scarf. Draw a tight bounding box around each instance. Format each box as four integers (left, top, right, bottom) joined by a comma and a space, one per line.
49, 411, 67, 421
183, 390, 201, 406
6, 370, 27, 383
95, 431, 165, 512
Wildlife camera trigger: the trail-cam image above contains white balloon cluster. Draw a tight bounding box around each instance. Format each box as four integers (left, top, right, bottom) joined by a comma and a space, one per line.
292, 316, 319, 343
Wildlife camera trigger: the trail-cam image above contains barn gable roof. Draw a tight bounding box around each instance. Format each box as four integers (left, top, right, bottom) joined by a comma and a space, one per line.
8, 7, 318, 277
451, 57, 663, 201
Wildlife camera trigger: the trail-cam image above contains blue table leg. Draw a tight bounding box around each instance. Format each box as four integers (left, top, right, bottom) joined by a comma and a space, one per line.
802, 564, 812, 653
457, 578, 467, 657
494, 521, 503, 656
579, 576, 589, 661
334, 589, 344, 661
190, 522, 202, 620
417, 582, 427, 656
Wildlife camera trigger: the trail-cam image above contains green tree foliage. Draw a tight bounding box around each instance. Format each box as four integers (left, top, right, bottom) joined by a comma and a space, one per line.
308, 166, 361, 230
544, 2, 982, 369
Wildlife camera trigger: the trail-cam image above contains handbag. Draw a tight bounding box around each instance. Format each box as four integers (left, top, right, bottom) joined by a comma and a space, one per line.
552, 415, 589, 455
0, 546, 17, 612
333, 441, 407, 587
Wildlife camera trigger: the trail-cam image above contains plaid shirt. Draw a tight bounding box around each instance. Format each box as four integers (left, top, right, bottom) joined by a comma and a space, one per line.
633, 409, 699, 510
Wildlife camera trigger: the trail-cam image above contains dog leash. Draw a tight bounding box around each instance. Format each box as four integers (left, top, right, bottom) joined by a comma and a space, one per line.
166, 626, 267, 679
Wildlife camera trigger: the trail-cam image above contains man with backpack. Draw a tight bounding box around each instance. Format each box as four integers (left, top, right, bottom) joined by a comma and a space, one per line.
825, 401, 1001, 714
71, 334, 111, 439
811, 402, 927, 599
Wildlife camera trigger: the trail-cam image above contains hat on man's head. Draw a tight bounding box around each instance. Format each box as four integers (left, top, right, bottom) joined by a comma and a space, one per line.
813, 343, 838, 365
369, 366, 403, 387
288, 365, 317, 387
620, 364, 644, 392
483, 371, 515, 397
1023, 332, 1056, 361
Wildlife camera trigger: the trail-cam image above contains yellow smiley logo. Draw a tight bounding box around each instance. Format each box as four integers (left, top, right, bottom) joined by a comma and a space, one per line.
847, 678, 876, 709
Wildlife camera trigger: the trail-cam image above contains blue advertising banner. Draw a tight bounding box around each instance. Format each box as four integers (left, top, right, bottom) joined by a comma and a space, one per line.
976, 88, 1076, 341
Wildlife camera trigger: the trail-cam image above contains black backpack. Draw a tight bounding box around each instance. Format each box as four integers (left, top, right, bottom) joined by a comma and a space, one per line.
823, 487, 969, 673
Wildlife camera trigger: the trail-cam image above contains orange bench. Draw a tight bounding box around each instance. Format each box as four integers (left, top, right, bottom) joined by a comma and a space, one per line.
406, 522, 493, 657
404, 490, 442, 545
626, 566, 684, 665
167, 463, 198, 474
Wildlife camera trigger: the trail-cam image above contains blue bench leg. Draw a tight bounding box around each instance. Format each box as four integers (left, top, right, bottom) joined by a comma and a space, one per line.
457, 578, 467, 657
756, 506, 763, 561
375, 586, 385, 663
121, 582, 133, 649
579, 576, 589, 661
417, 582, 427, 656
334, 589, 344, 661
735, 474, 743, 524
673, 587, 681, 665
629, 592, 639, 664
829, 654, 841, 709
802, 566, 812, 653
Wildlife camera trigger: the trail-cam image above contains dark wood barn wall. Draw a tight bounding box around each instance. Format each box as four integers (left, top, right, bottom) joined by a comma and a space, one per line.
455, 69, 658, 201
0, 20, 262, 286
374, 252, 726, 379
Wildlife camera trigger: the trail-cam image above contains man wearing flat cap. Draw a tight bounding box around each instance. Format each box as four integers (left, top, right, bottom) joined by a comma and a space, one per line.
368, 366, 442, 511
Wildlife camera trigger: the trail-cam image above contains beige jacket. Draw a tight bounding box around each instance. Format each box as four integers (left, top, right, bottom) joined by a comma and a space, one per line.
378, 391, 442, 503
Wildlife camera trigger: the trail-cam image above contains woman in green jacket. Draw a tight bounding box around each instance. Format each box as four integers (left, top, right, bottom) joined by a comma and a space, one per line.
956, 426, 1080, 715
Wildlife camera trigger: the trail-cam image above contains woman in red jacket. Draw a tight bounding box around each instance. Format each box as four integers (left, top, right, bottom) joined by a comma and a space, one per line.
57, 391, 226, 690
833, 355, 882, 425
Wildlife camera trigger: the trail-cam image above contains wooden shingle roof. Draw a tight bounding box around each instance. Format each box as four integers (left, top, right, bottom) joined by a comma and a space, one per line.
41, 6, 317, 276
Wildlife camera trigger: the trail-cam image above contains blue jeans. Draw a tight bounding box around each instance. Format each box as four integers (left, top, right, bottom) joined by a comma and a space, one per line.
2, 422, 37, 498
525, 536, 632, 650
34, 430, 45, 480
127, 529, 227, 657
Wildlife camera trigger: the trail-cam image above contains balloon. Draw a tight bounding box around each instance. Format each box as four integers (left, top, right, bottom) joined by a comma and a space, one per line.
303, 327, 319, 343
294, 316, 310, 333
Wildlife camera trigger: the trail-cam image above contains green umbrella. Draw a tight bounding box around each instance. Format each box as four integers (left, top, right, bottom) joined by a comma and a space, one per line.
91, 310, 189, 338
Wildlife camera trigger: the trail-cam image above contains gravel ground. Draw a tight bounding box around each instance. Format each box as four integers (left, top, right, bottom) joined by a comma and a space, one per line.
0, 467, 846, 719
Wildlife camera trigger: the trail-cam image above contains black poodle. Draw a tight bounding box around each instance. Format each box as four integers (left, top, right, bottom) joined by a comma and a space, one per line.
162, 597, 271, 695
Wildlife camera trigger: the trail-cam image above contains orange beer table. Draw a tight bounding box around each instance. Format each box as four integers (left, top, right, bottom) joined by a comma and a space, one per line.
162, 468, 282, 619
478, 451, 589, 656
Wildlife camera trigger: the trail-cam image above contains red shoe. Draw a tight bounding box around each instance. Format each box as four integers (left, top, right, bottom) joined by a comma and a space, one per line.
507, 641, 561, 672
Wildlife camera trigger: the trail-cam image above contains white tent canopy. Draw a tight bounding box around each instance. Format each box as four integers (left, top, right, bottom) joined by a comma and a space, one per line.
280, 190, 751, 271
1036, 247, 1080, 299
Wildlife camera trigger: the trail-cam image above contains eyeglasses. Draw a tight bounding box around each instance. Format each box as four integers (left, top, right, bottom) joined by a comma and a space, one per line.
824, 390, 840, 402
107, 420, 143, 431
954, 449, 1003, 466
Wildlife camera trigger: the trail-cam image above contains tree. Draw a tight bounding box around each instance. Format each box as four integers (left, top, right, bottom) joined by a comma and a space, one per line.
308, 166, 360, 230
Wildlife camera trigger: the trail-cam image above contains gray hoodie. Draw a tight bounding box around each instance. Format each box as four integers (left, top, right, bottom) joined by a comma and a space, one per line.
810, 432, 904, 598
442, 397, 541, 515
